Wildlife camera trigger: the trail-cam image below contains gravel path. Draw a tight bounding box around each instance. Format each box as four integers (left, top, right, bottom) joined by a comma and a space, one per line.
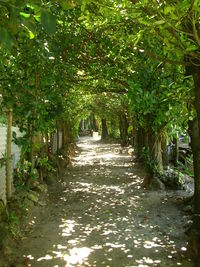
11, 137, 193, 266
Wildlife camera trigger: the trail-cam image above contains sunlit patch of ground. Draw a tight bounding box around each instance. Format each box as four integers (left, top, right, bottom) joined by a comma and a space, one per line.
12, 137, 193, 267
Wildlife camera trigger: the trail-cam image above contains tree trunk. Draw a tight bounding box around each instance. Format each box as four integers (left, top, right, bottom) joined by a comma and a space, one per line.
162, 136, 169, 169
6, 109, 13, 199
62, 121, 74, 147
101, 118, 108, 140
187, 68, 200, 260
192, 70, 200, 218
91, 113, 98, 132
110, 119, 116, 138
135, 127, 144, 159
173, 136, 179, 167
45, 132, 49, 155
56, 121, 59, 155
28, 123, 34, 166
28, 71, 39, 168
154, 136, 163, 172
188, 118, 200, 261
119, 113, 129, 147
148, 130, 163, 173
62, 123, 65, 149
132, 122, 136, 147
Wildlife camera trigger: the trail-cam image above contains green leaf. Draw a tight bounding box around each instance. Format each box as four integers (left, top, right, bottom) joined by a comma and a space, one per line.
186, 45, 198, 52
34, 15, 40, 22
41, 10, 56, 35
194, 0, 200, 11
29, 31, 35, 39
20, 12, 31, 19
153, 20, 165, 26
81, 1, 86, 12
59, 0, 75, 10
164, 6, 175, 15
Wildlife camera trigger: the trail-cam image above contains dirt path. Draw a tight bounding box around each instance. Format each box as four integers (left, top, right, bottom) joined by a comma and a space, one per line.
11, 137, 193, 266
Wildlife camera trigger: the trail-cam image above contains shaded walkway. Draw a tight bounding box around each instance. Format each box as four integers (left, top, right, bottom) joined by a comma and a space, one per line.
14, 137, 192, 266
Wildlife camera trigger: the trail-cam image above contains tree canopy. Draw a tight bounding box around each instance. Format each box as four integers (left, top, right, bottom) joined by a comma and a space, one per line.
0, 0, 200, 260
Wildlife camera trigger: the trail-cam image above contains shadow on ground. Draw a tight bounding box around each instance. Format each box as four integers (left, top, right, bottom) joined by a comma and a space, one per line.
11, 137, 193, 267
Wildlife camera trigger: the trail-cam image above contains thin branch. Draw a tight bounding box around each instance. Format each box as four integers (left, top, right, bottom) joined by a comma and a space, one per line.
192, 11, 200, 48
136, 48, 186, 65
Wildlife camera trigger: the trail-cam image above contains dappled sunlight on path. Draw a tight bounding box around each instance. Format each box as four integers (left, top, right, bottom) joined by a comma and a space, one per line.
16, 137, 193, 267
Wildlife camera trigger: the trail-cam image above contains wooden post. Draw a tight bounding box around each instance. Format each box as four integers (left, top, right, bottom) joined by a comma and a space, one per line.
6, 109, 13, 199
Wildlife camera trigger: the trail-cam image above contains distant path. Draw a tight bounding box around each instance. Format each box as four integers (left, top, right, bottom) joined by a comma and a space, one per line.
12, 137, 193, 266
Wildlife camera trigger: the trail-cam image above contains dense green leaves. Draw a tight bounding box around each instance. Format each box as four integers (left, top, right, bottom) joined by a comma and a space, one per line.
41, 10, 56, 35
0, 0, 200, 259
0, 27, 13, 48
0, 1, 197, 152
